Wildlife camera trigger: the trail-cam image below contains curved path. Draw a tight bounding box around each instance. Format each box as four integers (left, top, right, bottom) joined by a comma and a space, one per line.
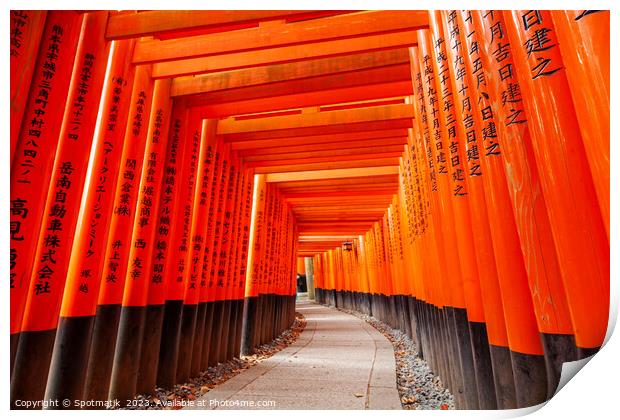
187, 300, 402, 410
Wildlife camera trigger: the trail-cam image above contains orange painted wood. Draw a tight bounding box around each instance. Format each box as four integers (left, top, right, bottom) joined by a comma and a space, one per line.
61, 39, 137, 318
468, 10, 571, 340
504, 10, 609, 349
148, 101, 197, 306
551, 10, 609, 240
136, 11, 428, 64
98, 66, 154, 306
10, 11, 47, 165
231, 129, 407, 150
170, 49, 410, 96
152, 30, 418, 78
218, 103, 414, 135
22, 12, 111, 331
10, 11, 83, 335
247, 152, 402, 168
265, 166, 399, 182
185, 119, 218, 303
197, 138, 226, 304
415, 28, 465, 310
242, 145, 404, 162
194, 81, 413, 119
429, 11, 485, 322
106, 10, 326, 39
183, 64, 411, 104
443, 13, 543, 354
239, 138, 406, 157
235, 170, 255, 299
214, 158, 241, 301
245, 174, 267, 298
120, 78, 173, 308
254, 157, 400, 174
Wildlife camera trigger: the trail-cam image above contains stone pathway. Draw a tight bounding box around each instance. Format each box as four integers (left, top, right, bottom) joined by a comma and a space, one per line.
187, 300, 402, 410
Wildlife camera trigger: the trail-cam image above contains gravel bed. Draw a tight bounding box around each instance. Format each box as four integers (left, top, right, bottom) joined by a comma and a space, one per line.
121, 312, 307, 410
339, 308, 455, 410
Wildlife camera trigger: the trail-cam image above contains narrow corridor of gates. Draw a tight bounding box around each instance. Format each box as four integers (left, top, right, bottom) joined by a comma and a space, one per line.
9, 9, 609, 410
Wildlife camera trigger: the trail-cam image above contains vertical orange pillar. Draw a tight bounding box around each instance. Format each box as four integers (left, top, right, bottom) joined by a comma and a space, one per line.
415, 28, 471, 408
11, 10, 48, 165
436, 11, 515, 408
108, 78, 173, 403
172, 113, 207, 382
84, 65, 154, 401
195, 136, 224, 369
468, 10, 581, 402
199, 140, 229, 369
153, 107, 196, 387
409, 49, 452, 388
158, 117, 212, 387
45, 39, 136, 404
139, 100, 196, 394
10, 11, 83, 374
216, 157, 241, 362
437, 10, 514, 408
551, 10, 609, 239
503, 10, 609, 357
450, 11, 549, 407
232, 169, 255, 357
241, 174, 267, 355
205, 145, 233, 363
11, 11, 110, 407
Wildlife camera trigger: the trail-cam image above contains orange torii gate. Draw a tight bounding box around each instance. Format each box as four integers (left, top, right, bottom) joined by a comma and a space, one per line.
9, 9, 609, 412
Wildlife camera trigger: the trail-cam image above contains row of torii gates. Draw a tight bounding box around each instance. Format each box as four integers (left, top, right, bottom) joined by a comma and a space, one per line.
10, 9, 609, 410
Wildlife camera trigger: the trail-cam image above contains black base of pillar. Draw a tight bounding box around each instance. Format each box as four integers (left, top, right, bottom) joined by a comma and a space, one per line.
156, 300, 183, 389
468, 321, 497, 409
10, 332, 19, 377
176, 304, 198, 383
45, 316, 96, 408
510, 350, 548, 408
209, 300, 224, 365
201, 301, 214, 370
109, 306, 147, 404
84, 304, 121, 402
540, 333, 579, 399
11, 329, 57, 408
190, 302, 207, 377
137, 304, 165, 394
241, 296, 259, 356
489, 344, 517, 409
218, 300, 231, 363
233, 299, 244, 358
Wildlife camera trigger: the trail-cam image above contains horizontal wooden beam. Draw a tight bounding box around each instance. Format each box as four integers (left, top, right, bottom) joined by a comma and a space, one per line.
135, 11, 427, 64
281, 186, 398, 195
170, 49, 410, 96
106, 10, 331, 40
218, 103, 414, 135
181, 64, 410, 103
243, 145, 403, 161
276, 173, 399, 188
265, 166, 399, 182
246, 151, 402, 167
284, 190, 397, 199
239, 138, 406, 156
287, 196, 394, 204
232, 129, 407, 150
254, 157, 400, 174
152, 30, 418, 78
296, 216, 383, 222
195, 81, 412, 118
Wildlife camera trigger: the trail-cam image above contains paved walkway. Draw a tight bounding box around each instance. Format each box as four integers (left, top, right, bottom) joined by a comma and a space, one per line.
187, 300, 402, 410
